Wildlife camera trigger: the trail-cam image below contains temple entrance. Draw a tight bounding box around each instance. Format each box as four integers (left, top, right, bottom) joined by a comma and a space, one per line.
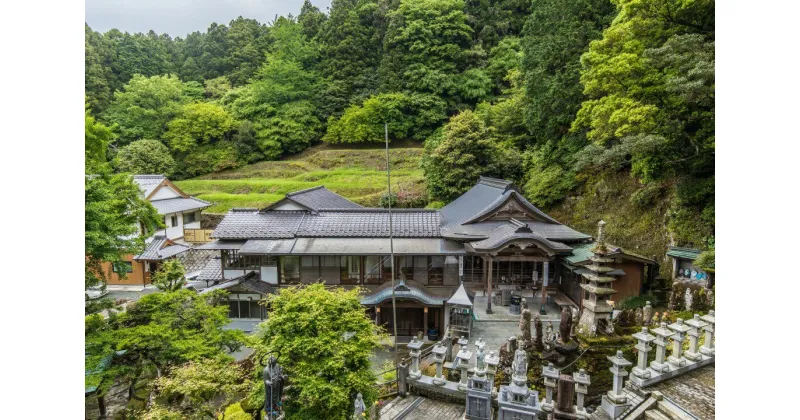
381, 307, 424, 337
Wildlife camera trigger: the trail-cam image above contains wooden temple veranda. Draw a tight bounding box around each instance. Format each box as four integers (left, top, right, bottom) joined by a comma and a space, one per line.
194, 177, 656, 338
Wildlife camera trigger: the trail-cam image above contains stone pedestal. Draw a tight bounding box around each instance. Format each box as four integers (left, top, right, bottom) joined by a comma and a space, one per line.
465, 339, 492, 420
554, 374, 580, 419
407, 337, 424, 380
497, 349, 541, 420
456, 347, 473, 391
398, 363, 408, 397
631, 327, 656, 380
684, 314, 706, 362
432, 343, 447, 386
601, 351, 633, 418
667, 319, 691, 369
649, 322, 674, 373
541, 362, 560, 413
700, 310, 715, 356
485, 350, 500, 395
573, 369, 591, 418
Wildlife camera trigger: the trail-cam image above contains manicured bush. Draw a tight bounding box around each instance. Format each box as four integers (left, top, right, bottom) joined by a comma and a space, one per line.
619, 295, 659, 310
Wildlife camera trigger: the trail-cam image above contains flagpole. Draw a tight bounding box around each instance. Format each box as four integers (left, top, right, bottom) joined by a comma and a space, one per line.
385, 123, 399, 362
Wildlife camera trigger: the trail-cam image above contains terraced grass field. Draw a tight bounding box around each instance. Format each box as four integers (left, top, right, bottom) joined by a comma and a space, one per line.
174, 144, 427, 213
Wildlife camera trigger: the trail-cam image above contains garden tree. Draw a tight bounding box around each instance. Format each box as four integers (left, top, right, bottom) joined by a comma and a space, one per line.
115, 139, 176, 175
103, 74, 188, 145
572, 0, 715, 234
380, 0, 491, 108
319, 0, 387, 113
181, 143, 242, 177
85, 24, 118, 114
323, 92, 447, 143
255, 284, 383, 419
145, 359, 251, 418
85, 105, 162, 289
422, 110, 513, 201
152, 259, 187, 292
298, 0, 328, 40
85, 290, 245, 404
165, 102, 235, 153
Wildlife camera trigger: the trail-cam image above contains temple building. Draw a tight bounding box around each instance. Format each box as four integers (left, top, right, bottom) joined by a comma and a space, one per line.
200, 178, 655, 334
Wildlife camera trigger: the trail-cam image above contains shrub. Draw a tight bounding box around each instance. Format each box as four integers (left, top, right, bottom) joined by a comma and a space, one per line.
619, 295, 659, 310
115, 139, 175, 176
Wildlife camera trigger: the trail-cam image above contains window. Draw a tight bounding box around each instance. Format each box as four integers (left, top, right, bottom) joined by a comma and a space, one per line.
364, 256, 385, 284
340, 256, 361, 284
282, 256, 300, 283
428, 256, 444, 285
183, 212, 196, 224
112, 261, 133, 274
170, 215, 178, 226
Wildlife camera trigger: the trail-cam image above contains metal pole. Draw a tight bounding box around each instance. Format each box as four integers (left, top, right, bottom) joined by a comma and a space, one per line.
386, 123, 399, 362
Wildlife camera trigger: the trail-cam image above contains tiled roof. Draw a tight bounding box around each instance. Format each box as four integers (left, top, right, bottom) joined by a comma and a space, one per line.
566, 242, 655, 265
199, 272, 273, 295
213, 208, 441, 239
149, 196, 211, 215
132, 174, 165, 197
134, 235, 190, 260
196, 257, 222, 282
667, 247, 702, 260
469, 222, 572, 253
283, 186, 362, 211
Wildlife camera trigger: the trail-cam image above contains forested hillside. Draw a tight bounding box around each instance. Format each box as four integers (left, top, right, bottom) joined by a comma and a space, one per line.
86, 0, 714, 256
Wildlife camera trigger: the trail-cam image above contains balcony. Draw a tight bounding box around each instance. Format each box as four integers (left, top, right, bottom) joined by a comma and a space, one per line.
183, 228, 214, 243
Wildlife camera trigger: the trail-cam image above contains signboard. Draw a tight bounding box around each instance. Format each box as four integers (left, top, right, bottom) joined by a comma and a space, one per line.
458, 256, 464, 277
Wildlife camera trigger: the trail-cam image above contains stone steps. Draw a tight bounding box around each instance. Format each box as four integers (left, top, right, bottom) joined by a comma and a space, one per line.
380, 395, 422, 419
644, 409, 672, 420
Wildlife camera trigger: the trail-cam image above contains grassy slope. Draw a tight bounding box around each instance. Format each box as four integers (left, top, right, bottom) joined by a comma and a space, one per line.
175, 143, 426, 213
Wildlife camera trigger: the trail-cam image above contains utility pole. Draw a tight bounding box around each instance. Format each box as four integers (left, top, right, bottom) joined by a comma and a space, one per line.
385, 122, 399, 362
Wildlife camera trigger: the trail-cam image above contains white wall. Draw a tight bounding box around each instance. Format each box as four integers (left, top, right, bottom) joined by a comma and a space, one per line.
150, 185, 182, 200
273, 201, 306, 211
163, 212, 183, 240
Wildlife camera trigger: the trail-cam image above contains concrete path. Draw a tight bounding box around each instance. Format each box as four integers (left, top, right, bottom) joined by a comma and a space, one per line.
380, 396, 464, 420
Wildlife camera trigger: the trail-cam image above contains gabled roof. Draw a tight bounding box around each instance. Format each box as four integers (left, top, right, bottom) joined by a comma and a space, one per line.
446, 283, 474, 307
264, 186, 362, 212
199, 271, 272, 295
469, 220, 573, 254
134, 235, 190, 260
149, 196, 211, 214
196, 257, 222, 282
132, 175, 166, 198
360, 279, 445, 306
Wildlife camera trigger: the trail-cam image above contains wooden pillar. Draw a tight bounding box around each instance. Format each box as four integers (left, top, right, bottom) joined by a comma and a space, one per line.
97, 393, 107, 419
539, 261, 549, 315
486, 255, 493, 314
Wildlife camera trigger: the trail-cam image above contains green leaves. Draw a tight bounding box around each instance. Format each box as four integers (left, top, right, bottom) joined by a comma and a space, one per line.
115, 139, 175, 176
165, 102, 235, 153
152, 259, 187, 292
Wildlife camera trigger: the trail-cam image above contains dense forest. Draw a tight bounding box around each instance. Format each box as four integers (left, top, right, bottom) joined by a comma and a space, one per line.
85, 0, 714, 250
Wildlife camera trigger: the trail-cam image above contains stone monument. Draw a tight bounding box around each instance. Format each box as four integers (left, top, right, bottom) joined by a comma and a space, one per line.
465, 339, 493, 420
519, 308, 532, 349
353, 393, 366, 420
497, 349, 541, 420
534, 314, 544, 351
263, 355, 286, 420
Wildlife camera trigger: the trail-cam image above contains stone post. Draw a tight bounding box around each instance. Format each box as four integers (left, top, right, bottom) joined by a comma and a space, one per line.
507, 336, 518, 355
485, 350, 500, 392
486, 256, 494, 314
456, 345, 473, 391
643, 301, 653, 326
631, 327, 656, 380
541, 362, 560, 413
667, 319, 691, 369
684, 314, 707, 362
397, 363, 408, 397
700, 310, 715, 356
407, 337, 424, 380
573, 369, 591, 417
556, 374, 576, 414
650, 322, 674, 373
601, 351, 633, 419
432, 343, 447, 386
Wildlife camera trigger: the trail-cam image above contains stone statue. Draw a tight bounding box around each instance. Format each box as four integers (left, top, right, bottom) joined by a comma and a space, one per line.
512, 349, 527, 378
661, 311, 669, 324
476, 342, 486, 371
571, 307, 580, 337
534, 314, 544, 351
634, 308, 643, 326
521, 296, 529, 311
684, 288, 693, 311
519, 309, 532, 348
559, 308, 572, 343
353, 393, 366, 419
545, 321, 555, 342
643, 301, 653, 326
263, 356, 286, 419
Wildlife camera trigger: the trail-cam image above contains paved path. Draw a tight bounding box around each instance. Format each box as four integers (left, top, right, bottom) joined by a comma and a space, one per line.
380, 396, 464, 420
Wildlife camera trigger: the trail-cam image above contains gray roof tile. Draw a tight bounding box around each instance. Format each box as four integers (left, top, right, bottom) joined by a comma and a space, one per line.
149, 197, 211, 214
470, 222, 573, 253
134, 235, 190, 260
283, 186, 362, 211
212, 209, 305, 239
196, 257, 222, 282
133, 175, 165, 197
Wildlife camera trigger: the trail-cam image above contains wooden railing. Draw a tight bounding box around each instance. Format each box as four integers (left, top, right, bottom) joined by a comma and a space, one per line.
183, 228, 214, 243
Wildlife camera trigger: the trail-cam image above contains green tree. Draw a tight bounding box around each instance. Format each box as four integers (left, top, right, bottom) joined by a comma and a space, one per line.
85, 290, 245, 404
323, 92, 447, 143
298, 0, 329, 40
115, 139, 176, 175
256, 284, 383, 420
103, 74, 187, 144
464, 0, 532, 48
85, 24, 118, 114
224, 17, 272, 85
152, 259, 186, 292
85, 105, 161, 289
380, 0, 486, 107
422, 110, 505, 201
165, 102, 235, 153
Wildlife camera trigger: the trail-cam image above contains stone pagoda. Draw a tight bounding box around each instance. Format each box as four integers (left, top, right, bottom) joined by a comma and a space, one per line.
577, 220, 622, 336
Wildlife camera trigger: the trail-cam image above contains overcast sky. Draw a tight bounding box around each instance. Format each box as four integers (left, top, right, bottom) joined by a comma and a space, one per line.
86, 0, 332, 38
